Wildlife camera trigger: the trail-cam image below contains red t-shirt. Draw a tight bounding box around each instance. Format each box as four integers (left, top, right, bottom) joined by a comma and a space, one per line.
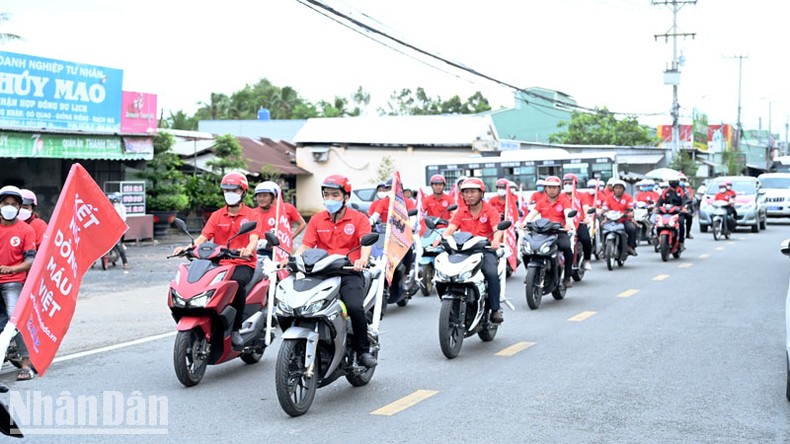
487, 195, 506, 216
0, 220, 36, 284
302, 208, 372, 262
26, 215, 48, 249
422, 193, 454, 218
603, 193, 635, 212
635, 191, 660, 205
202, 204, 260, 267
368, 196, 416, 222
449, 201, 500, 240
564, 191, 590, 227
714, 190, 737, 201
256, 203, 301, 233
533, 194, 572, 224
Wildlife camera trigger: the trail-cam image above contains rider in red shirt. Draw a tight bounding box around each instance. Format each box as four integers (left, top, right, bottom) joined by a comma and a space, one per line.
253, 181, 306, 255
602, 179, 638, 255
174, 173, 260, 349
634, 180, 660, 206
422, 174, 454, 219
713, 180, 737, 232
18, 188, 47, 249
295, 174, 376, 368
562, 174, 593, 271
368, 179, 416, 225
442, 178, 505, 323
486, 178, 509, 217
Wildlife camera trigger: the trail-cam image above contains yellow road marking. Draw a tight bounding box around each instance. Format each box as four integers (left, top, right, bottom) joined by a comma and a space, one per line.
698, 254, 710, 259
653, 274, 670, 281
617, 289, 639, 298
568, 311, 597, 322
715, 247, 725, 251
495, 341, 536, 356
372, 390, 439, 416
678, 263, 693, 268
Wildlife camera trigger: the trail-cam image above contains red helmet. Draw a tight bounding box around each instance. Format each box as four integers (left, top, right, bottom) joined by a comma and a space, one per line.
322, 174, 352, 195
544, 176, 562, 187
429, 174, 446, 185
459, 177, 485, 192
221, 172, 248, 192
562, 173, 578, 184
496, 178, 509, 188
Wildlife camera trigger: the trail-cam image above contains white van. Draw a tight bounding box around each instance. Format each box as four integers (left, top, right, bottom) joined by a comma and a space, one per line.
758, 173, 790, 217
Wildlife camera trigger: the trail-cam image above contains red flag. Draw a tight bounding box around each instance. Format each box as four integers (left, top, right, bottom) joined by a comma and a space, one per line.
504, 188, 518, 271
383, 171, 413, 286
11, 164, 127, 375
416, 187, 427, 236
273, 191, 293, 280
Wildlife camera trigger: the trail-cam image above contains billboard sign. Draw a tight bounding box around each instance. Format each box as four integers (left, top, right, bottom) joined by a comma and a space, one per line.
120, 91, 157, 134
0, 51, 123, 133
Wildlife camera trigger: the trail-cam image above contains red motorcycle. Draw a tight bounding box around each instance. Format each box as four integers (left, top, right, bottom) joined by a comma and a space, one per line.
654, 204, 683, 262
167, 219, 274, 387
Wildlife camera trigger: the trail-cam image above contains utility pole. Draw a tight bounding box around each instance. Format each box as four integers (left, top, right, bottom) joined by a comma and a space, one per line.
653, 0, 696, 163
724, 55, 748, 152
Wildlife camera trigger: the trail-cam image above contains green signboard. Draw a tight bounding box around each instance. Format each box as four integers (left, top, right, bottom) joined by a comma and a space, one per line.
0, 131, 152, 160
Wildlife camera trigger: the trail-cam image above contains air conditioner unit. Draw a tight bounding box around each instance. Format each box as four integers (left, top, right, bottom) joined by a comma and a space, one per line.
310, 147, 329, 162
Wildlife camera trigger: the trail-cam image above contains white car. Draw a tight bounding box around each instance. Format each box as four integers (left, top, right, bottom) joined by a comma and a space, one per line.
758, 173, 790, 217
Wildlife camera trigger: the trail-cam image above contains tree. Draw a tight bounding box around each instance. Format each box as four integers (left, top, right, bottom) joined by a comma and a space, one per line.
137, 133, 189, 211
0, 13, 20, 44
549, 108, 658, 146
161, 110, 198, 130
372, 156, 395, 184
206, 134, 246, 174
379, 87, 492, 115
670, 150, 699, 182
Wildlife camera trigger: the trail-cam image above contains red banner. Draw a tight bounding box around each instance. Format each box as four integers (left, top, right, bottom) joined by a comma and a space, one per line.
273, 192, 292, 281
504, 189, 518, 271
11, 164, 127, 376
383, 171, 414, 285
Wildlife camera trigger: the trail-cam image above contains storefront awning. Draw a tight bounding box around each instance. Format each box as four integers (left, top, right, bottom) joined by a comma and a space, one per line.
0, 131, 153, 160
617, 154, 665, 166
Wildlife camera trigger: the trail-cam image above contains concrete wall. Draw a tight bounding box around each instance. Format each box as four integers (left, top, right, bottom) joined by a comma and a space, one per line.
295, 145, 473, 215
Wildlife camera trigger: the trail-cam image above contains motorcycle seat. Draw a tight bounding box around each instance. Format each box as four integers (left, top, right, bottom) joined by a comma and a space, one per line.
245, 258, 264, 294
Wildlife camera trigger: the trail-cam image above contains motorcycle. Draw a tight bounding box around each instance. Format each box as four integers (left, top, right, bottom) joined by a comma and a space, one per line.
428, 219, 511, 359
655, 204, 683, 261
601, 210, 629, 270
270, 231, 383, 417
710, 199, 733, 241
370, 209, 420, 307
167, 219, 275, 387
520, 211, 577, 310
417, 205, 458, 296
633, 201, 654, 245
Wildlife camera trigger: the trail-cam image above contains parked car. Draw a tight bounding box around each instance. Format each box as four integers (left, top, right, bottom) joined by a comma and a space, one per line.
698, 176, 766, 233
757, 173, 790, 218
348, 187, 377, 214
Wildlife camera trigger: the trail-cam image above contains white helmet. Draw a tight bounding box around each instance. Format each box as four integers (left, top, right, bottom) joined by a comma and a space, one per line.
254, 181, 280, 197
612, 179, 626, 189
587, 178, 599, 188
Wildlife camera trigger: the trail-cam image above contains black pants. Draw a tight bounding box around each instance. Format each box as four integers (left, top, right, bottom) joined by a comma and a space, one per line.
389, 249, 415, 303
113, 241, 128, 265
678, 214, 691, 243
556, 232, 573, 279
340, 273, 370, 353
725, 206, 737, 232
481, 250, 500, 312
577, 223, 592, 261
624, 220, 638, 248
685, 209, 694, 236
230, 265, 255, 330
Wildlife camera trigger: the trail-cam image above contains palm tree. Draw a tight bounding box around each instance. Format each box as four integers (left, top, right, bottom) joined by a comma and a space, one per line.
0, 13, 20, 44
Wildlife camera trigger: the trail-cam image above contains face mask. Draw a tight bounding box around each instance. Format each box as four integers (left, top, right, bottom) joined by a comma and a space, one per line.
536, 186, 544, 192
497, 189, 506, 197
719, 188, 727, 193
377, 191, 388, 200
224, 192, 242, 206
18, 208, 32, 221
1, 205, 18, 221
563, 184, 573, 193
324, 199, 343, 214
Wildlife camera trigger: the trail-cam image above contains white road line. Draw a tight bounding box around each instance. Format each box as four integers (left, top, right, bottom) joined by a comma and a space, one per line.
53, 332, 177, 364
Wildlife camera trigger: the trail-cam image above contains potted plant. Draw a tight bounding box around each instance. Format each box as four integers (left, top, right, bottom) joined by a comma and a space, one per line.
138, 132, 189, 237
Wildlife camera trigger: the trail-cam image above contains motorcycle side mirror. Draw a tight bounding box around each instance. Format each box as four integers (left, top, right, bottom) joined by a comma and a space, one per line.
264, 231, 280, 247
446, 204, 458, 212
587, 208, 597, 214
227, 221, 258, 247
566, 209, 578, 218
173, 218, 194, 242
407, 209, 419, 217
361, 232, 380, 247
425, 219, 436, 230
350, 203, 360, 210
497, 220, 512, 231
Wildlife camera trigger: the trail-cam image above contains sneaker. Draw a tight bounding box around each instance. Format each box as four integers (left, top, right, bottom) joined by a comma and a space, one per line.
627, 246, 638, 257
358, 352, 377, 368
583, 260, 592, 271
490, 310, 504, 324
563, 277, 573, 288
231, 331, 244, 348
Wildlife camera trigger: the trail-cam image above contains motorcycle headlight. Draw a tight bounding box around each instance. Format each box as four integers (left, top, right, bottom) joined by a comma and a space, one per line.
539, 241, 553, 254
209, 271, 227, 286
298, 299, 328, 316
187, 289, 216, 308
170, 289, 185, 307
434, 269, 449, 282
277, 299, 293, 315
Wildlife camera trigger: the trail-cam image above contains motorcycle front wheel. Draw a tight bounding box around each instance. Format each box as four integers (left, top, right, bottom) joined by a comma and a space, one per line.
524, 267, 543, 309
659, 234, 669, 262
173, 329, 208, 387
438, 299, 465, 359
276, 339, 318, 417
712, 218, 721, 241
605, 239, 616, 271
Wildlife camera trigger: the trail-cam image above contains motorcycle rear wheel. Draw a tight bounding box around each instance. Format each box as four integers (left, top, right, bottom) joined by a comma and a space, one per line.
605, 239, 616, 271
346, 347, 378, 387
439, 299, 464, 359
276, 339, 318, 417
659, 234, 669, 262
420, 264, 433, 296
173, 330, 208, 387
524, 267, 542, 310
712, 219, 721, 241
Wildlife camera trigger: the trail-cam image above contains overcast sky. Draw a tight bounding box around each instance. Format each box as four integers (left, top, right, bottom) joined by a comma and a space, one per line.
5, 0, 789, 135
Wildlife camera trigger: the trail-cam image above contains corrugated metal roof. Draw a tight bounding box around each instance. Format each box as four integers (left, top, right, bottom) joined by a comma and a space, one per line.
198, 120, 306, 143
293, 115, 498, 146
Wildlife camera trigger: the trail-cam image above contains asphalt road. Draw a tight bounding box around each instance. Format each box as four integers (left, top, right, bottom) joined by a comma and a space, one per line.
2, 223, 790, 443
